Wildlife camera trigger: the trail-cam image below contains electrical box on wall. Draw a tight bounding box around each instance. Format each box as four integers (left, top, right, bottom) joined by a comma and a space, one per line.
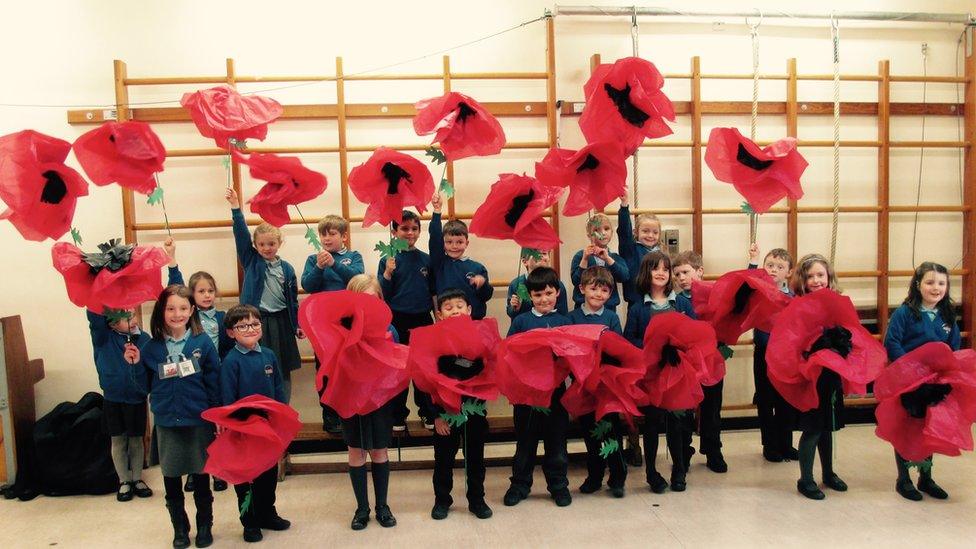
665, 229, 680, 256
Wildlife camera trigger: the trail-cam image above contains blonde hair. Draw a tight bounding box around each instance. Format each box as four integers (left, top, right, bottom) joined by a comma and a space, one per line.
634, 213, 661, 235
347, 273, 383, 299
253, 222, 282, 244
792, 253, 840, 296
587, 212, 612, 231
317, 215, 349, 236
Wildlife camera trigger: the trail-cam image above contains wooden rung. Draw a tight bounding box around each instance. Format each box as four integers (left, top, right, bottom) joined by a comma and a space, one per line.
122, 71, 548, 86
560, 101, 964, 118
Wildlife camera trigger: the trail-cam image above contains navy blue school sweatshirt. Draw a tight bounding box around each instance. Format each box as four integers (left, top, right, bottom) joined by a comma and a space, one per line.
301, 249, 365, 294
884, 303, 961, 361
506, 275, 569, 319
617, 205, 662, 305
507, 310, 572, 337
570, 249, 629, 311
377, 248, 432, 314
134, 332, 220, 427
219, 344, 286, 405
167, 266, 233, 359
88, 310, 150, 404
568, 306, 623, 334
429, 213, 493, 319
231, 208, 299, 331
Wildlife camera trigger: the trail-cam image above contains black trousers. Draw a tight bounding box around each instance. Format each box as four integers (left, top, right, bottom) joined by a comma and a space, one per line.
579, 412, 627, 489
432, 414, 488, 505
509, 395, 569, 494
390, 310, 434, 423
697, 380, 724, 454
640, 407, 688, 481
164, 473, 213, 510
234, 465, 278, 528
753, 345, 797, 452
314, 357, 340, 425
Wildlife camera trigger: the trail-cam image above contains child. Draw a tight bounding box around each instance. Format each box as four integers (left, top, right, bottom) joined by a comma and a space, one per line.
428, 288, 493, 520
570, 213, 628, 312
504, 266, 573, 507
344, 274, 398, 530
87, 307, 152, 502
507, 249, 569, 318
748, 244, 798, 462
429, 193, 493, 320
300, 215, 364, 434
672, 250, 727, 473
624, 251, 688, 493
790, 254, 848, 500
219, 304, 290, 542
569, 266, 626, 497
226, 189, 302, 403
617, 193, 663, 307
884, 262, 960, 501
125, 285, 220, 549
378, 209, 434, 430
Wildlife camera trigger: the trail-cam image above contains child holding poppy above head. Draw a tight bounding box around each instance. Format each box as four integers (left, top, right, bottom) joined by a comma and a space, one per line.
219, 304, 290, 543
507, 248, 569, 318
570, 213, 628, 312
124, 285, 220, 549
300, 215, 365, 434
378, 209, 434, 431
617, 192, 663, 307
226, 189, 302, 403
429, 193, 493, 319
504, 266, 574, 508
883, 262, 960, 501
624, 251, 689, 493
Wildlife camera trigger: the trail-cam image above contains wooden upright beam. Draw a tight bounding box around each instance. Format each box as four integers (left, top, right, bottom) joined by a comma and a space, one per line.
691, 56, 703, 254
786, 58, 799, 259
963, 29, 976, 348
877, 60, 891, 337
113, 60, 136, 245
336, 57, 351, 246
443, 56, 456, 219
545, 14, 561, 272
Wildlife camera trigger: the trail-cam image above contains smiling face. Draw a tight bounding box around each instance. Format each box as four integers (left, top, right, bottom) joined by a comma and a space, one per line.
763, 255, 792, 286
437, 297, 472, 320
804, 262, 830, 293
672, 263, 703, 292
588, 219, 613, 248
164, 295, 194, 337
227, 314, 263, 349
581, 282, 610, 311
636, 219, 661, 248
319, 228, 345, 253
393, 219, 421, 248
529, 286, 560, 314
919, 270, 948, 309
444, 234, 468, 259
651, 260, 671, 295
192, 279, 216, 310
254, 232, 281, 261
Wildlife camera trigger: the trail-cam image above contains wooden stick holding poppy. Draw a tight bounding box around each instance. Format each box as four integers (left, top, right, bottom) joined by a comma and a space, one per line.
147, 174, 172, 237
292, 204, 322, 251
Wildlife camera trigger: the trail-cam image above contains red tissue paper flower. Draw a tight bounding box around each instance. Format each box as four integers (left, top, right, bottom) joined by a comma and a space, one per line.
691, 269, 791, 346
72, 121, 166, 195
495, 325, 605, 408
201, 395, 301, 484
52, 239, 169, 313
407, 315, 502, 414
704, 127, 807, 214
535, 141, 628, 216
874, 343, 976, 461
639, 312, 725, 411
237, 152, 328, 227
579, 57, 675, 156
298, 290, 409, 418
469, 173, 563, 251
767, 289, 886, 412
560, 329, 647, 424
180, 85, 283, 149
413, 92, 506, 161
0, 130, 89, 241
347, 147, 434, 227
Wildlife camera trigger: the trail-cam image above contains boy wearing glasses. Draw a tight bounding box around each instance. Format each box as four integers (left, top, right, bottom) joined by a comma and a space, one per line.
220, 304, 290, 542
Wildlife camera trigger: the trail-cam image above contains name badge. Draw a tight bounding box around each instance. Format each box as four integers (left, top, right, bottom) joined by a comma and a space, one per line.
178, 358, 200, 377
160, 361, 180, 380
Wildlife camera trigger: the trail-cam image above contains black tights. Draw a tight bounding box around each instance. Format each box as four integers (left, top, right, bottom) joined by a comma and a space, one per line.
164, 473, 213, 508
798, 430, 833, 483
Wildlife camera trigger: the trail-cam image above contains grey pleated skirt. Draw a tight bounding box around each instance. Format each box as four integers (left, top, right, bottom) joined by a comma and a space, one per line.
156, 425, 214, 477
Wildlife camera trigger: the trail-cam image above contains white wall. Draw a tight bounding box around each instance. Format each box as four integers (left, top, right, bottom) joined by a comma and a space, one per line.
0, 0, 970, 419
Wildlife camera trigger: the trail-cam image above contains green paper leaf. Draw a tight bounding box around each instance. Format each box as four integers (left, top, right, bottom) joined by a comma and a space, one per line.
589, 419, 612, 440
905, 459, 933, 474
221, 155, 231, 170
521, 247, 542, 261
461, 400, 487, 417
70, 227, 83, 246
305, 227, 322, 251
374, 237, 409, 258
671, 410, 691, 419
740, 202, 756, 215
530, 406, 551, 415
228, 138, 247, 151
439, 177, 455, 199
516, 282, 530, 304
599, 438, 620, 459
103, 307, 133, 324
425, 146, 447, 165
239, 487, 252, 517
146, 187, 164, 206
718, 343, 734, 360
440, 412, 468, 428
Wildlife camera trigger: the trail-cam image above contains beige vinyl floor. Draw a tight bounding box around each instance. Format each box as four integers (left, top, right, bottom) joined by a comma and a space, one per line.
2, 424, 975, 548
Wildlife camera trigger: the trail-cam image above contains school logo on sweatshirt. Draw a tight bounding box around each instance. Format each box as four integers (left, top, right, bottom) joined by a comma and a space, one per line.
420, 267, 429, 278
264, 364, 274, 376
339, 258, 353, 267
191, 348, 203, 360
943, 323, 952, 334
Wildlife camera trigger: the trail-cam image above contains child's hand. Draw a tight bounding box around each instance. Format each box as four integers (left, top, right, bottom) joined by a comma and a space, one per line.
123, 343, 140, 365
163, 237, 177, 267
581, 245, 596, 265
509, 294, 521, 311
431, 193, 442, 213
383, 257, 396, 279
316, 250, 334, 268
748, 242, 759, 263
225, 188, 241, 209
594, 247, 611, 263
296, 328, 306, 340
469, 274, 486, 289
433, 417, 451, 436
619, 190, 629, 208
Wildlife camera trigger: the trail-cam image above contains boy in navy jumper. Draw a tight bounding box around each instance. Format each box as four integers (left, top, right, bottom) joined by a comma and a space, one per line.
301, 215, 364, 433
507, 249, 569, 319
672, 250, 727, 474
568, 266, 627, 497
220, 305, 290, 542
429, 193, 493, 320
504, 267, 573, 508
570, 213, 628, 312
378, 210, 434, 429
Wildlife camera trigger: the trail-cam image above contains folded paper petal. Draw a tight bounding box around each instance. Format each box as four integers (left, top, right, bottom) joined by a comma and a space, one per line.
469, 173, 562, 251
413, 92, 506, 161
180, 85, 283, 149
52, 241, 168, 313
348, 147, 434, 227
639, 312, 725, 410
535, 141, 628, 216
691, 269, 791, 345
238, 153, 328, 227
72, 121, 166, 195
560, 330, 647, 424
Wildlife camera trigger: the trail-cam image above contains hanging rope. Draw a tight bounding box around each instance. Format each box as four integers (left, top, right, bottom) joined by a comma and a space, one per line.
630, 6, 640, 210
829, 16, 842, 265
747, 11, 763, 244
911, 43, 929, 267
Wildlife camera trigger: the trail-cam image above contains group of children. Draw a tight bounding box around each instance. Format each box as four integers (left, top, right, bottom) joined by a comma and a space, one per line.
85, 188, 963, 546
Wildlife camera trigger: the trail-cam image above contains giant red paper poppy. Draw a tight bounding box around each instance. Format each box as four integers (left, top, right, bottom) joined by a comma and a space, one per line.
704, 127, 807, 214
469, 173, 562, 251
201, 395, 301, 485
579, 57, 675, 156
298, 290, 409, 418
874, 343, 976, 461
72, 121, 166, 195
413, 92, 506, 161
347, 147, 434, 227
495, 325, 604, 408
0, 130, 89, 241
52, 240, 169, 313
535, 141, 628, 216
691, 269, 791, 346
238, 152, 328, 227
639, 312, 725, 411
180, 85, 283, 149
407, 315, 501, 414
767, 289, 886, 412
560, 330, 647, 423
